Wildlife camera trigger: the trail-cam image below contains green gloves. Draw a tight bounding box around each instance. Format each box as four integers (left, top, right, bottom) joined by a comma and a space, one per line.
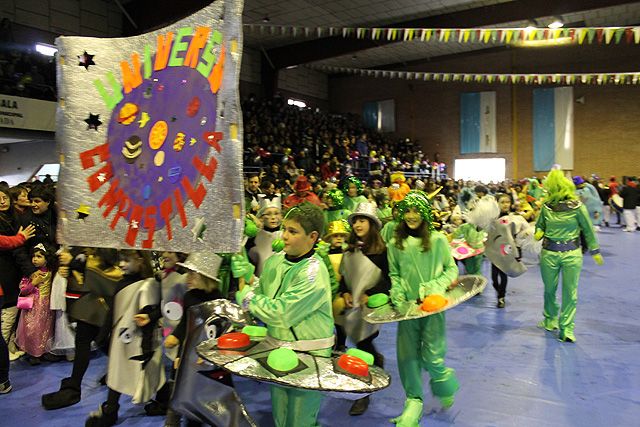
231, 254, 255, 282
315, 240, 330, 257
592, 253, 604, 266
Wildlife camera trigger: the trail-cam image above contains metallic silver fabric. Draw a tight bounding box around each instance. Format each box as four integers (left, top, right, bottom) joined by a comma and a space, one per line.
172, 299, 257, 426
177, 252, 223, 282
55, 0, 245, 252
196, 338, 391, 394
338, 250, 381, 342
365, 275, 488, 324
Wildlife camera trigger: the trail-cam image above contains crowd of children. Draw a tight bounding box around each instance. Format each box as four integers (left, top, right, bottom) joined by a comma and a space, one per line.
0, 166, 620, 426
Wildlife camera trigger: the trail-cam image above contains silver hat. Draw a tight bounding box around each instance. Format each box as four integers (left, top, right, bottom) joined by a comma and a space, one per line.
177, 252, 222, 282
348, 202, 382, 229
257, 194, 282, 217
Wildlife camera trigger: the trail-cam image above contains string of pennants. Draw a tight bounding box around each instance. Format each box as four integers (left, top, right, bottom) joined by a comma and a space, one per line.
308, 65, 640, 85
244, 24, 640, 45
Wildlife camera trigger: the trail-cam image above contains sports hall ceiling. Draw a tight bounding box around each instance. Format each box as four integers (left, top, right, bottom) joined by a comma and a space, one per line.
123, 0, 640, 72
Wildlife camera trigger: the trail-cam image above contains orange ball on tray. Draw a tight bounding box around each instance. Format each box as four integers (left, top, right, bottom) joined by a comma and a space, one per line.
421, 294, 448, 312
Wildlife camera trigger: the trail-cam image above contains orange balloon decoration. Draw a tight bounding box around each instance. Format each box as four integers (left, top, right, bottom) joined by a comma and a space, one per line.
421, 294, 448, 312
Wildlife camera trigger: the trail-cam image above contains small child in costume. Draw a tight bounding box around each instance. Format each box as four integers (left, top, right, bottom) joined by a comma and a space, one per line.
234, 202, 334, 427
86, 250, 163, 427
343, 176, 368, 212
163, 252, 250, 427
387, 192, 459, 427
16, 243, 57, 362
247, 195, 283, 276
324, 220, 351, 352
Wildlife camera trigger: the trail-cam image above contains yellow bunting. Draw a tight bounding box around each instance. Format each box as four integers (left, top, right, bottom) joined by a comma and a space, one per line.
230, 39, 238, 53
577, 29, 587, 44
605, 28, 615, 44
505, 30, 513, 43
233, 203, 241, 219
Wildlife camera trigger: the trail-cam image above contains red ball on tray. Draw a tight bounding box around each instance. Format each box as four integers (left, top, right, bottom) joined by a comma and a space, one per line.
217, 332, 250, 349
337, 354, 369, 377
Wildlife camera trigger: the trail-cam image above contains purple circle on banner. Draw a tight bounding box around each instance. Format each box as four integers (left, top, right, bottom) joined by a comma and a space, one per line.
106, 65, 217, 229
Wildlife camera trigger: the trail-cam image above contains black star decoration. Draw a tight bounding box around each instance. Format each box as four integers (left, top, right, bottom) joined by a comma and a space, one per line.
84, 113, 102, 131
78, 51, 95, 70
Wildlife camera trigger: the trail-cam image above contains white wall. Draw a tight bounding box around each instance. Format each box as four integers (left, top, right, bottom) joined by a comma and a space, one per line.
278, 66, 328, 100
0, 139, 57, 185
1, 0, 123, 37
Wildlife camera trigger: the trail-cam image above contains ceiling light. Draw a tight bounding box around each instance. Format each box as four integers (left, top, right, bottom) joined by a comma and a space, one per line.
548, 19, 564, 29
35, 43, 57, 56
514, 37, 573, 47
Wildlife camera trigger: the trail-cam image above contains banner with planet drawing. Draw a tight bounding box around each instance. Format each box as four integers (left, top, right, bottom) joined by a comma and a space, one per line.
55, 0, 245, 252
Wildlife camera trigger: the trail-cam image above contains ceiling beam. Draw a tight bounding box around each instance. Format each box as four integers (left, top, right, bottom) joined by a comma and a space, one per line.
267, 0, 639, 69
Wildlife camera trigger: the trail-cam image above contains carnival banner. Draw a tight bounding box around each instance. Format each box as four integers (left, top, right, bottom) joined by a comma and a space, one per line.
55, 0, 245, 252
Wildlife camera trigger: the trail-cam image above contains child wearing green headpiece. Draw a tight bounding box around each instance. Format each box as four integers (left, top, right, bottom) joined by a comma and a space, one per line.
387, 191, 459, 427
535, 169, 603, 342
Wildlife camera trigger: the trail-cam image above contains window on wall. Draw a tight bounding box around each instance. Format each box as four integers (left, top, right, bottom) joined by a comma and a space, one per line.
454, 158, 505, 183
363, 99, 395, 132
287, 98, 306, 108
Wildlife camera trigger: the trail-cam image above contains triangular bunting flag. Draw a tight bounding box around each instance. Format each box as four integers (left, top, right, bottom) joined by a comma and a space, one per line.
596, 28, 604, 44
605, 28, 615, 44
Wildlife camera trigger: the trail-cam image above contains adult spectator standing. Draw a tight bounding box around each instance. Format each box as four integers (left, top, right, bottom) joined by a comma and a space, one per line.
14, 185, 58, 276
609, 176, 621, 225
619, 178, 640, 232
283, 176, 323, 209
244, 173, 261, 214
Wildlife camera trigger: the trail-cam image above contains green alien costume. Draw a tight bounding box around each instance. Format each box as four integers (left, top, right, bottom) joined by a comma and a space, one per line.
536, 200, 600, 341
535, 170, 602, 342
454, 223, 486, 275
241, 251, 334, 427
387, 191, 460, 426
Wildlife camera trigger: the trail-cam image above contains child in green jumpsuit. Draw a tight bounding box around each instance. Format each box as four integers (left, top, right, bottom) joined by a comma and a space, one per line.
234, 202, 333, 427
387, 191, 460, 427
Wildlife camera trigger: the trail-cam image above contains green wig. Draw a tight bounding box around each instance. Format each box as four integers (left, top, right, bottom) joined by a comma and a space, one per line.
342, 176, 363, 196
543, 170, 577, 205
325, 188, 346, 208
396, 191, 435, 231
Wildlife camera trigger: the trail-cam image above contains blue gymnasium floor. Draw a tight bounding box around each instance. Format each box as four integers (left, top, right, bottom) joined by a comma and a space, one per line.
4, 228, 640, 426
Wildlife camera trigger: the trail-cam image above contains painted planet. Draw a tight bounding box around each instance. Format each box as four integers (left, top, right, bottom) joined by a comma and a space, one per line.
187, 96, 201, 117
149, 120, 168, 150
154, 150, 165, 166
118, 102, 138, 125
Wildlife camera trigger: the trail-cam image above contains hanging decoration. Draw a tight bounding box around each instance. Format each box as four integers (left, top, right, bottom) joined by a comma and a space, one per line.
307, 65, 640, 85
244, 24, 640, 46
